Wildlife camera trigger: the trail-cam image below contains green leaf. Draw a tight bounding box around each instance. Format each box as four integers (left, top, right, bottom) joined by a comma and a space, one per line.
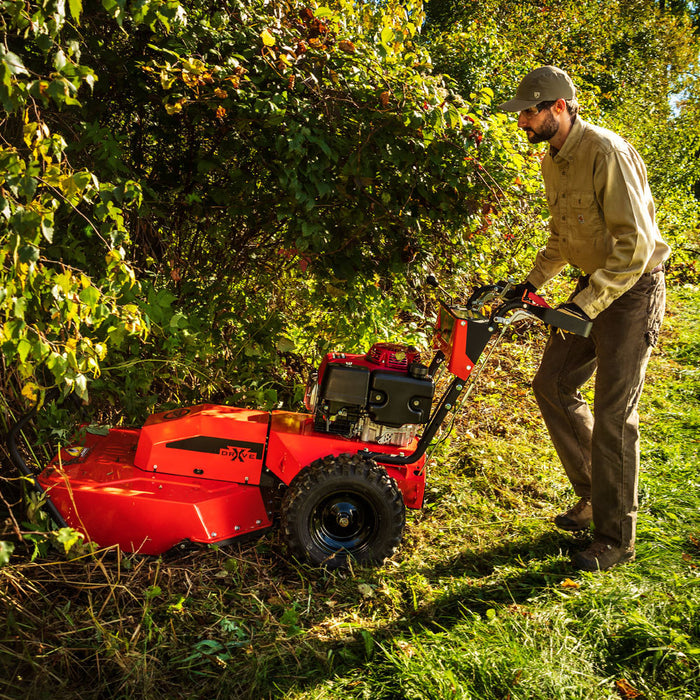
69, 0, 83, 24
46, 353, 68, 379
40, 218, 54, 243
18, 245, 40, 264
5, 319, 26, 339
17, 338, 32, 363
55, 527, 84, 554
276, 337, 295, 353
0, 541, 14, 566
74, 373, 88, 400
169, 312, 187, 330
102, 0, 126, 25
79, 286, 100, 308
13, 296, 27, 319
0, 48, 29, 77
54, 49, 67, 71
145, 584, 162, 600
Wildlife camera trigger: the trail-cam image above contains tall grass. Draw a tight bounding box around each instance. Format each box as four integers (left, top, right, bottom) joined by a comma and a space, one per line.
1, 286, 699, 699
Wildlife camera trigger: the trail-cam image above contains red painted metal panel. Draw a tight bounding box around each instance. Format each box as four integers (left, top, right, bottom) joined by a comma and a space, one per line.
36, 405, 427, 555
134, 404, 269, 484
434, 307, 478, 381
264, 412, 426, 509
38, 427, 272, 554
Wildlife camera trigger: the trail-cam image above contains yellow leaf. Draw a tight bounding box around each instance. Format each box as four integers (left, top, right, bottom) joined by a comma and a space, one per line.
358, 583, 374, 598
43, 164, 63, 187
23, 122, 39, 147
261, 29, 276, 47
159, 70, 175, 90
21, 382, 39, 403
560, 578, 580, 589
105, 249, 122, 265
165, 99, 186, 115
182, 58, 206, 74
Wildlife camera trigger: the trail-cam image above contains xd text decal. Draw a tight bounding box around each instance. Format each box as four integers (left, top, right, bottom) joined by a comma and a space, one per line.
165, 436, 264, 463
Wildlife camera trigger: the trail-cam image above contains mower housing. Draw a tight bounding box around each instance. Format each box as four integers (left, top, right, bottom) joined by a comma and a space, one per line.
38, 401, 428, 555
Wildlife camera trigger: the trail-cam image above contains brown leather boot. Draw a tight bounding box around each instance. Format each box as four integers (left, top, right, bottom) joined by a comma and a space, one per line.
554, 497, 592, 531
572, 539, 635, 571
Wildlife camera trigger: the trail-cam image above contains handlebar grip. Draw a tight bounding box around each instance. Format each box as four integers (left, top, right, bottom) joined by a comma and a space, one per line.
535, 307, 593, 337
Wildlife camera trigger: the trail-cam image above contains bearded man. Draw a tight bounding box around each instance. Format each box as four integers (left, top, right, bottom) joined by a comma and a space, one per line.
497, 66, 670, 571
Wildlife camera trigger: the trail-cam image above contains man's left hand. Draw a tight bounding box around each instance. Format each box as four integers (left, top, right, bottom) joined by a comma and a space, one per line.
554, 303, 592, 337
556, 302, 591, 322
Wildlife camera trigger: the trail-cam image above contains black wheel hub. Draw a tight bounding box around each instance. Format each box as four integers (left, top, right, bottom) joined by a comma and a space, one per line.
310, 492, 376, 554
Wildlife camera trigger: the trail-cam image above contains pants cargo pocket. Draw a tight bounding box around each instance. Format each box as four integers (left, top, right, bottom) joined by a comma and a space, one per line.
644, 274, 666, 347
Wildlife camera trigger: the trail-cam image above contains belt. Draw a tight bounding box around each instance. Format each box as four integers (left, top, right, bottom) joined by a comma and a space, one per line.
580, 262, 664, 284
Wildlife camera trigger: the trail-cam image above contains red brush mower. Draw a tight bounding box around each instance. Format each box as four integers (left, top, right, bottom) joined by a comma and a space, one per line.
8, 280, 591, 568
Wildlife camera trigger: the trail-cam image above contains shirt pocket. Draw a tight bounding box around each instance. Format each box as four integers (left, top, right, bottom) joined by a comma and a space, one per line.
569, 191, 606, 238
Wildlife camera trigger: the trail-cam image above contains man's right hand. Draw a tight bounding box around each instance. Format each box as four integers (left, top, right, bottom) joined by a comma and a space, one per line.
503, 280, 536, 300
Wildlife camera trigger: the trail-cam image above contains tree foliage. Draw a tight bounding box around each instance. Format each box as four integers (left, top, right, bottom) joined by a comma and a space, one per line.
424, 0, 700, 274
0, 0, 178, 404
1, 0, 514, 419
0, 0, 698, 426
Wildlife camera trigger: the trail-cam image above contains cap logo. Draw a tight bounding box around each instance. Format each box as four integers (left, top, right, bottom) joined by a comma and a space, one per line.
534, 91, 541, 98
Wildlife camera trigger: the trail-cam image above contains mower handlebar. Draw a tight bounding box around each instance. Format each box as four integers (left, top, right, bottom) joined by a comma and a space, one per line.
367, 280, 591, 469
495, 298, 592, 337
463, 283, 592, 338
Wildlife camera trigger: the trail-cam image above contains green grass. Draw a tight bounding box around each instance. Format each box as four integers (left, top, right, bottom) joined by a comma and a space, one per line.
1, 286, 699, 699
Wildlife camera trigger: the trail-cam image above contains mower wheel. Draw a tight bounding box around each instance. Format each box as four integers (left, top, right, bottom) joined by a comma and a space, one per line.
281, 453, 405, 569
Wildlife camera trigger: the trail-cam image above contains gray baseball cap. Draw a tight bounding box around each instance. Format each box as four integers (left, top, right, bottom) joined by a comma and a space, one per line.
497, 66, 576, 112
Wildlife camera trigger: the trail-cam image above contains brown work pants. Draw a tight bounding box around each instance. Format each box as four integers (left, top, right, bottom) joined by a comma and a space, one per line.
532, 271, 666, 549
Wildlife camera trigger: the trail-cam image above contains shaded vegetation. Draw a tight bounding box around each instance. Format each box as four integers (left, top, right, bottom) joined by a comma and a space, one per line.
1, 0, 698, 420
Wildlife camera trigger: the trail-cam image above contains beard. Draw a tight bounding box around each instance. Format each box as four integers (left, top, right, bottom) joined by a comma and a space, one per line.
522, 109, 559, 144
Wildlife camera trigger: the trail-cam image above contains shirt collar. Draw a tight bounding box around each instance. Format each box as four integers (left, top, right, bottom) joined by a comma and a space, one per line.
549, 116, 585, 162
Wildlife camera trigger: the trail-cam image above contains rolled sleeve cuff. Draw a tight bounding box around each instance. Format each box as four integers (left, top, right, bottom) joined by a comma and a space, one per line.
526, 270, 549, 290
572, 286, 606, 319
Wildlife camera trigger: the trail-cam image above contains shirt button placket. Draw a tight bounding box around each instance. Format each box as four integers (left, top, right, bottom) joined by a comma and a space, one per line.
560, 166, 568, 225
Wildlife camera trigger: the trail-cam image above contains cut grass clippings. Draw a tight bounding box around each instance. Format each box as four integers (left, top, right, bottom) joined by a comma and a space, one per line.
1, 285, 699, 699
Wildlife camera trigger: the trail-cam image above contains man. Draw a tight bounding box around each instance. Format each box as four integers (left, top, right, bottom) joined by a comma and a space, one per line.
497, 66, 670, 571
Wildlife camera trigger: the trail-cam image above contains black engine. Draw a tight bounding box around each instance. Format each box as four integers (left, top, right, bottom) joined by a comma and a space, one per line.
306, 343, 435, 447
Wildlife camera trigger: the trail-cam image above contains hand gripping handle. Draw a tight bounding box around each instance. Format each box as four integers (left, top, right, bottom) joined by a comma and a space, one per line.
523, 304, 593, 337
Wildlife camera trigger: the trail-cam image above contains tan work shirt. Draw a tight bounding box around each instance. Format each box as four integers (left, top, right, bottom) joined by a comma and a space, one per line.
526, 117, 671, 318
